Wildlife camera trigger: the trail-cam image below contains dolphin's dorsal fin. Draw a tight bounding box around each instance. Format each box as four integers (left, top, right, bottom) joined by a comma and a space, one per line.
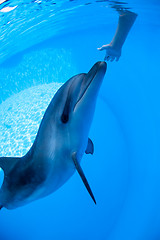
85, 138, 94, 155
72, 152, 96, 204
0, 157, 20, 175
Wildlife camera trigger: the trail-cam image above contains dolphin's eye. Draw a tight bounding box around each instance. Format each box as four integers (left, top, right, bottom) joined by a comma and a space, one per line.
61, 113, 69, 124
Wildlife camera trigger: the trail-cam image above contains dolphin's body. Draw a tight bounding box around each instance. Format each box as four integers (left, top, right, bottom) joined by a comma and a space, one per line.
0, 61, 107, 210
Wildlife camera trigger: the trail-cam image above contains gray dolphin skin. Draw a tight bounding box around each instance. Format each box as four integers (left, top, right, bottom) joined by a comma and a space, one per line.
0, 61, 107, 210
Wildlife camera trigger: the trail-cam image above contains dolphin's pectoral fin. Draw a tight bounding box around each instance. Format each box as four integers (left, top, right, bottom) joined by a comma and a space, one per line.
72, 152, 96, 204
0, 157, 20, 175
85, 138, 94, 155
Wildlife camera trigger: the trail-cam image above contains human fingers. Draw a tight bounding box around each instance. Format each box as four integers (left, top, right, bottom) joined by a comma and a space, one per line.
116, 56, 120, 61
105, 55, 111, 61
110, 56, 115, 62
97, 45, 107, 51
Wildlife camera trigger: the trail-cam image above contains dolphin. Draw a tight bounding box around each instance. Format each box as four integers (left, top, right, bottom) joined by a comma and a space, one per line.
0, 61, 107, 210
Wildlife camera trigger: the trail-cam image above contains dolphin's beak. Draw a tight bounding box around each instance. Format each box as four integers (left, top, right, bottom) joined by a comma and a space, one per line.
83, 61, 107, 87
74, 61, 107, 110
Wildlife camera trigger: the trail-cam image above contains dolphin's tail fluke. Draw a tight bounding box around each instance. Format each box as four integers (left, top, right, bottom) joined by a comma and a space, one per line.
72, 152, 96, 204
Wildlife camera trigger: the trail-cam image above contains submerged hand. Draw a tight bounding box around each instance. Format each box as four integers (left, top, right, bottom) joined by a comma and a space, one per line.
97, 44, 121, 62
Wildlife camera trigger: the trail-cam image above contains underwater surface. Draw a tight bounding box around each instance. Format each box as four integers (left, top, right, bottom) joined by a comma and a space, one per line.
0, 0, 160, 239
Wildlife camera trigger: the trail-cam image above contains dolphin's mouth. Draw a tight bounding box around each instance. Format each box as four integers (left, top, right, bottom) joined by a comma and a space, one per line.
74, 61, 106, 110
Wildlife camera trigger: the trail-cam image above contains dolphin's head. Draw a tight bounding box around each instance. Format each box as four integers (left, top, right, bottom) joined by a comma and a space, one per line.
44, 61, 107, 153
60, 61, 107, 128
58, 62, 107, 141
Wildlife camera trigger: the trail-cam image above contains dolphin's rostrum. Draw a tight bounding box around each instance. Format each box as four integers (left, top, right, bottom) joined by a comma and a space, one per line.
0, 61, 107, 210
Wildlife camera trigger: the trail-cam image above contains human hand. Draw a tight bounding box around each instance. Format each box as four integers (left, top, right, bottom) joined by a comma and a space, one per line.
97, 44, 121, 62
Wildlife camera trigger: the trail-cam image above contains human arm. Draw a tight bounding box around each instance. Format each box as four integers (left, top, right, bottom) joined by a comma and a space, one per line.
98, 10, 137, 61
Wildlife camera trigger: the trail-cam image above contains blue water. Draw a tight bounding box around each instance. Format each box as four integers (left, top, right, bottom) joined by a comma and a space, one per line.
0, 0, 160, 240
